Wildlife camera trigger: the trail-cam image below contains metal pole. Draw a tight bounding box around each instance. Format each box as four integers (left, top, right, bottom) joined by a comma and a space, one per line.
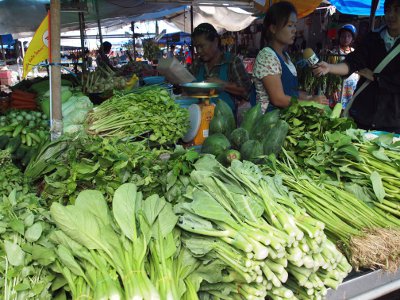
369, 0, 379, 31
190, 5, 194, 62
0, 36, 5, 60
131, 21, 136, 61
95, 0, 103, 45
50, 0, 63, 140
78, 11, 86, 75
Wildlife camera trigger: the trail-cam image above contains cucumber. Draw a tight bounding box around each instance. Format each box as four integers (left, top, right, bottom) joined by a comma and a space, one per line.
12, 124, 24, 137
250, 109, 280, 141
214, 99, 236, 136
262, 120, 289, 156
21, 147, 37, 167
240, 139, 263, 163
241, 103, 262, 133
230, 128, 249, 150
6, 136, 22, 154
14, 145, 29, 160
0, 135, 10, 149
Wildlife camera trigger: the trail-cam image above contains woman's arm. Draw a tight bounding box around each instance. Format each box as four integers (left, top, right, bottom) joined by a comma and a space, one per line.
313, 61, 350, 76
262, 74, 292, 108
206, 77, 249, 98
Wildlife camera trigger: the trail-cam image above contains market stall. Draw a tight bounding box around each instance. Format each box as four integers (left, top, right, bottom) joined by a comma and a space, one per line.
1, 1, 400, 299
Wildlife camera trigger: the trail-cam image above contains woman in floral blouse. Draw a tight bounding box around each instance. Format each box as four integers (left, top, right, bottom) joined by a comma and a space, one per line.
253, 1, 328, 113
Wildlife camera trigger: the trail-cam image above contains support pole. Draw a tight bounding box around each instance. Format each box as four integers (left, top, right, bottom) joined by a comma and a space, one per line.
131, 21, 136, 61
79, 11, 86, 75
369, 0, 379, 31
95, 0, 103, 45
190, 5, 194, 62
0, 36, 5, 60
50, 0, 63, 140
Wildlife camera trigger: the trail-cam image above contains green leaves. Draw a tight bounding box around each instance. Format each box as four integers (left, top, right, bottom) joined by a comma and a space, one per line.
25, 222, 43, 242
370, 171, 386, 202
4, 240, 25, 266
112, 183, 137, 241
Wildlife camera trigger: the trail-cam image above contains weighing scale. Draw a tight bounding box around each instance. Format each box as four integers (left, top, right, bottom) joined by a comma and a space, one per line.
180, 82, 224, 145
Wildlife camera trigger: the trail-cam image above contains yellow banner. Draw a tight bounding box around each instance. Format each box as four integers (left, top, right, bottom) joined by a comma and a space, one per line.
23, 13, 49, 78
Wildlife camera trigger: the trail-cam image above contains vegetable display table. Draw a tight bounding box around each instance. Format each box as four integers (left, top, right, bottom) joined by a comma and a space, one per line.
327, 269, 400, 299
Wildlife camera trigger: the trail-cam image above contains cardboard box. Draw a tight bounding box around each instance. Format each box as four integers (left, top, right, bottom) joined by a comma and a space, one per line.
0, 77, 12, 85
0, 70, 11, 78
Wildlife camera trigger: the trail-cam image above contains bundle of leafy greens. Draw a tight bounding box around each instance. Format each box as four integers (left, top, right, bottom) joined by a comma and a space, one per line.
0, 189, 56, 300
25, 136, 199, 203
49, 183, 198, 299
86, 87, 189, 144
280, 100, 355, 158
174, 155, 351, 299
0, 150, 29, 196
262, 149, 400, 271
282, 130, 400, 220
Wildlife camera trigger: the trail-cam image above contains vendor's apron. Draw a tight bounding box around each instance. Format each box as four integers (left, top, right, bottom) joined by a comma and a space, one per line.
196, 52, 236, 112
267, 48, 299, 112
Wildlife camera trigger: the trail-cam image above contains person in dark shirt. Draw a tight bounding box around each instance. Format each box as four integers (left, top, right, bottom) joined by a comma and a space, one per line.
313, 0, 400, 132
190, 23, 252, 112
96, 41, 114, 69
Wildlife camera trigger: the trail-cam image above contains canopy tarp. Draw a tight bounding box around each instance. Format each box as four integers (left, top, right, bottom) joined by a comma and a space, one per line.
329, 0, 384, 16
165, 6, 257, 33
254, 0, 322, 18
0, 0, 185, 37
0, 0, 258, 37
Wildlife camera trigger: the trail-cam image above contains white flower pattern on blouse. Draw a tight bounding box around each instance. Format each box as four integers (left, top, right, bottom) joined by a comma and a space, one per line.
253, 47, 297, 113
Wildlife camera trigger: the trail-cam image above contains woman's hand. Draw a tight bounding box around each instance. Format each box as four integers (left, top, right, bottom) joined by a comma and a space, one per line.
313, 94, 329, 105
312, 62, 330, 77
358, 68, 374, 81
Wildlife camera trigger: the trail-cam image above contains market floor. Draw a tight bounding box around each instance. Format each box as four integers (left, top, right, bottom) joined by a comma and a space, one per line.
375, 289, 400, 299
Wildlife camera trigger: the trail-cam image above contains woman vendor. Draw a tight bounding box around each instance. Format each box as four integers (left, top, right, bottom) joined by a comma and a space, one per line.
190, 23, 252, 113
253, 1, 328, 113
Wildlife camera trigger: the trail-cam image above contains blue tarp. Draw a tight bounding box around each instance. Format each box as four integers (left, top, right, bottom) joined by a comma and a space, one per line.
0, 34, 14, 45
158, 32, 191, 45
330, 0, 384, 16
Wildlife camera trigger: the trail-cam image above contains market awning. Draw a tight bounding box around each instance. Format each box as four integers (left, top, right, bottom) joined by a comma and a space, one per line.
254, 0, 323, 18
329, 0, 384, 16
0, 0, 185, 37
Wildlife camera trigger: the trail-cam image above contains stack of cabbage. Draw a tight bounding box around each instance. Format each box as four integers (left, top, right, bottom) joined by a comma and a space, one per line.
39, 87, 93, 136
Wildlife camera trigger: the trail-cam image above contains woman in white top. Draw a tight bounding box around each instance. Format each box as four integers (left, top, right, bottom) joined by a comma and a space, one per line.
253, 1, 328, 113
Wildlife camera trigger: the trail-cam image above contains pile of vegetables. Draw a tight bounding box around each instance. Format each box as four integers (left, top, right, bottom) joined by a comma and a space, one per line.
281, 100, 355, 158
262, 156, 400, 271
9, 90, 37, 110
0, 188, 55, 299
49, 183, 191, 300
202, 101, 289, 165
24, 136, 198, 203
86, 87, 189, 144
0, 110, 49, 167
173, 156, 351, 299
37, 86, 93, 136
83, 65, 127, 94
